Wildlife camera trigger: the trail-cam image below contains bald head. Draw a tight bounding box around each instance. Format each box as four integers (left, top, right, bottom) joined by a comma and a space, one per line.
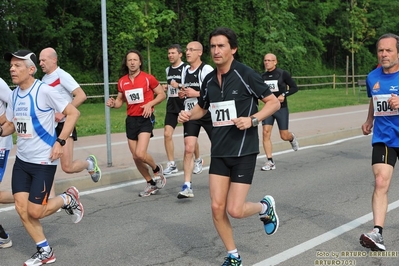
186, 41, 204, 67
263, 53, 277, 71
39, 47, 58, 74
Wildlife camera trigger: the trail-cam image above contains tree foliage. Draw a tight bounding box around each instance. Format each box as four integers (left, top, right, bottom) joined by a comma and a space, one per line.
0, 0, 399, 93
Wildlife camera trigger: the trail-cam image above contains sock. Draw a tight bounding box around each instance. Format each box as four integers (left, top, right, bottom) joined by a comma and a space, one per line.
374, 226, 383, 235
37, 239, 51, 252
60, 193, 71, 207
195, 157, 201, 162
267, 158, 274, 163
260, 201, 268, 215
0, 224, 7, 239
153, 165, 160, 173
184, 182, 191, 188
228, 249, 239, 258
148, 180, 156, 186
87, 159, 94, 171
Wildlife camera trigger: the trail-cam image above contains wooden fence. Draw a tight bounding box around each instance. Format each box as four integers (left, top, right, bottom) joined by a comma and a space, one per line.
78, 74, 368, 99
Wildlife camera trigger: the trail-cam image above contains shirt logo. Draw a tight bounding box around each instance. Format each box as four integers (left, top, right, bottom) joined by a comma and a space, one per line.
232, 90, 238, 95
390, 86, 398, 91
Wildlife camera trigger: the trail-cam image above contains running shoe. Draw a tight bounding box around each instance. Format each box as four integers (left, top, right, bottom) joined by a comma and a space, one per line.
360, 228, 386, 251
87, 155, 102, 182
261, 161, 276, 171
177, 184, 194, 199
221, 254, 242, 266
0, 234, 12, 249
193, 158, 204, 174
290, 133, 299, 151
163, 161, 178, 175
259, 195, 279, 235
24, 247, 56, 266
139, 184, 159, 197
154, 163, 166, 189
62, 186, 84, 224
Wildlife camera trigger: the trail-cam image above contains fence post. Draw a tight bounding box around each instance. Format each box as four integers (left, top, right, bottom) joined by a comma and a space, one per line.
333, 74, 336, 89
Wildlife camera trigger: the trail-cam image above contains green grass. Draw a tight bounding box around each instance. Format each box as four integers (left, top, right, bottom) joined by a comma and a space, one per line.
76, 87, 370, 137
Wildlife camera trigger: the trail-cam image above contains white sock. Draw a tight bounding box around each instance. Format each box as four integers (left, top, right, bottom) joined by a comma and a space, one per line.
184, 182, 191, 187
170, 161, 175, 165
87, 159, 94, 171
228, 249, 239, 258
260, 202, 268, 214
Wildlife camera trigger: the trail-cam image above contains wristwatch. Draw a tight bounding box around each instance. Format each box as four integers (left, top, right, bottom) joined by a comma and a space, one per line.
281, 92, 286, 97
56, 138, 66, 146
251, 116, 259, 127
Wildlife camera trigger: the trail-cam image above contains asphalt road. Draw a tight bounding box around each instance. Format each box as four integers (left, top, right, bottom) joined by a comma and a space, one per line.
2, 134, 399, 266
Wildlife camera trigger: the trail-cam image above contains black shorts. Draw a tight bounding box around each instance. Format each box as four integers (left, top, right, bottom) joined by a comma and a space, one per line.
209, 154, 257, 184
262, 106, 289, 130
164, 112, 179, 128
183, 113, 212, 139
56, 122, 78, 141
126, 115, 155, 140
372, 142, 399, 167
12, 157, 57, 205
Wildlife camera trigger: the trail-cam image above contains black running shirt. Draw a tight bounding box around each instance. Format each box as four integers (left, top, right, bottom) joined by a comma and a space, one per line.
165, 62, 187, 113
198, 60, 272, 157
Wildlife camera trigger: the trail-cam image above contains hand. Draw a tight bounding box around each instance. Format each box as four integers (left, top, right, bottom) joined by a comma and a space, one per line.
388, 94, 399, 109
232, 117, 252, 130
54, 112, 65, 122
178, 110, 191, 123
140, 103, 153, 118
361, 121, 373, 135
50, 141, 64, 162
106, 97, 115, 108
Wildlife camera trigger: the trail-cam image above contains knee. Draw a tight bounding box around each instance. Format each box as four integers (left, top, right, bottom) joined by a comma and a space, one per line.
133, 152, 146, 162
375, 174, 390, 192
61, 163, 74, 174
226, 206, 244, 219
184, 143, 196, 154
164, 131, 173, 140
211, 202, 226, 220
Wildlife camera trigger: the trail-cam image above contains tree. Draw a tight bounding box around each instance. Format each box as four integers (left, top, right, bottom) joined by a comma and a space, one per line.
341, 0, 375, 94
119, 0, 176, 74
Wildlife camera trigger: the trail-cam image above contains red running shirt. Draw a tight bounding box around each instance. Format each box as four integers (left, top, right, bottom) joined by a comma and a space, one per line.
117, 71, 160, 116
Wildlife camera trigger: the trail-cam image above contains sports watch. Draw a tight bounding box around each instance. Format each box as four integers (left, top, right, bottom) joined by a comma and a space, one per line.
251, 116, 259, 127
56, 138, 66, 146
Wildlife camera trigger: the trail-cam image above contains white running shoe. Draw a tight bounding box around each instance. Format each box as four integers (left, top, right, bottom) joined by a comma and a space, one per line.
360, 228, 386, 251
154, 163, 166, 189
0, 234, 12, 249
139, 184, 159, 197
62, 186, 84, 224
24, 247, 56, 266
193, 158, 203, 174
290, 133, 299, 151
177, 184, 194, 199
261, 161, 276, 171
163, 161, 178, 175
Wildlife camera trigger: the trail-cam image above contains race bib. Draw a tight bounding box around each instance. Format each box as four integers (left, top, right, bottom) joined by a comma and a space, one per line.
168, 85, 179, 98
13, 116, 34, 138
264, 80, 279, 92
373, 94, 399, 116
184, 97, 198, 111
209, 100, 237, 127
125, 88, 144, 104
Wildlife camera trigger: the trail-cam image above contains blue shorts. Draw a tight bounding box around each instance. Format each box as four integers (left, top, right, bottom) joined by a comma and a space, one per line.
209, 154, 257, 184
12, 157, 57, 205
0, 149, 10, 183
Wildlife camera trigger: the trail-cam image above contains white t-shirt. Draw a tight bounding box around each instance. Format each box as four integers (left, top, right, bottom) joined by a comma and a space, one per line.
6, 79, 69, 165
0, 78, 13, 150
